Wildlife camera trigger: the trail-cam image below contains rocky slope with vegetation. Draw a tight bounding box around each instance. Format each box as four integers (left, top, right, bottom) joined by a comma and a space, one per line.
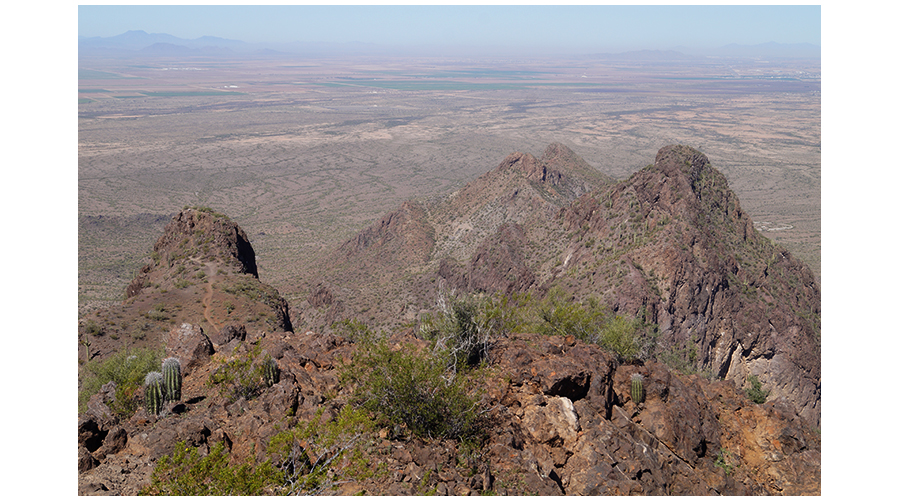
77, 144, 820, 495
300, 144, 820, 426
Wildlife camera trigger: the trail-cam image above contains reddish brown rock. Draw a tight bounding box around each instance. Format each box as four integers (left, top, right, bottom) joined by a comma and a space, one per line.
165, 323, 213, 376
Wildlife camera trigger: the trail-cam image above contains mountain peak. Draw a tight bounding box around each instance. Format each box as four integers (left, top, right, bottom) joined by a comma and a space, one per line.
496, 151, 541, 179
125, 207, 258, 299
653, 144, 710, 179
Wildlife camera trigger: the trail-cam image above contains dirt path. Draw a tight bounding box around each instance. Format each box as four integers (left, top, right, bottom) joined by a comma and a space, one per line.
200, 262, 222, 333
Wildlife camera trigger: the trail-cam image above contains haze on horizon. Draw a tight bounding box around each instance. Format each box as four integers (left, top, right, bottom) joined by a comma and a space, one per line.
78, 4, 820, 55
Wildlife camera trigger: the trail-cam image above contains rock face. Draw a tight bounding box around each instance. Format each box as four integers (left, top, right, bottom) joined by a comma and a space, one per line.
165, 323, 214, 376
481, 333, 820, 495
439, 222, 536, 294
558, 145, 820, 425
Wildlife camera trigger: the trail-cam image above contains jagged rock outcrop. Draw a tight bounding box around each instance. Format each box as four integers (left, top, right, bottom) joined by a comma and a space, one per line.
127, 207, 258, 298
305, 142, 612, 328
557, 145, 820, 425
78, 207, 292, 370
438, 222, 536, 294
481, 333, 819, 495
336, 200, 435, 268
304, 144, 820, 427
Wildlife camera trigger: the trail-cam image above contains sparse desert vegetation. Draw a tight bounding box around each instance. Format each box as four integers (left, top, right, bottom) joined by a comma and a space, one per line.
78, 54, 819, 314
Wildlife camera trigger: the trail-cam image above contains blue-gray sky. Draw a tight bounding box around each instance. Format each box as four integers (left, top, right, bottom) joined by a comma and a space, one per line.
78, 4, 820, 52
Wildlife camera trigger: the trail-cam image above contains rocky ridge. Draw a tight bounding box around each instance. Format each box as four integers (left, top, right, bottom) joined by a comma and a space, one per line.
77, 207, 292, 366
77, 145, 821, 495
299, 144, 821, 427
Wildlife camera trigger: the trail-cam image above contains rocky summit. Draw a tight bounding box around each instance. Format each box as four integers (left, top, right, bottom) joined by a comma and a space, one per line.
77, 145, 820, 495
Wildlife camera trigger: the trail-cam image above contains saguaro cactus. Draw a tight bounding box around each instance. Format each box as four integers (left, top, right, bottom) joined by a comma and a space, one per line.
144, 371, 164, 415
162, 357, 182, 402
631, 373, 645, 404
262, 356, 279, 387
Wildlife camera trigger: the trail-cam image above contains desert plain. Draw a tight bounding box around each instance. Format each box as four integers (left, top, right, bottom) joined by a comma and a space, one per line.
78, 53, 820, 315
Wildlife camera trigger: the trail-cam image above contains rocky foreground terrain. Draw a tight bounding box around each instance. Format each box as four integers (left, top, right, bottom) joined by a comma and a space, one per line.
77, 145, 820, 495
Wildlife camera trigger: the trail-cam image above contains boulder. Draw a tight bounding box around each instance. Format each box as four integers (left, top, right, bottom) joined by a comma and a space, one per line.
166, 323, 213, 376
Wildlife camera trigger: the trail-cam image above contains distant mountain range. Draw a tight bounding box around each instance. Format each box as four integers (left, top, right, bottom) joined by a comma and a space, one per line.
79, 30, 820, 59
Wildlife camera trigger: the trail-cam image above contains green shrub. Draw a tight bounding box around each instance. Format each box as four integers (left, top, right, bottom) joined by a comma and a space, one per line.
419, 295, 491, 370
714, 448, 736, 475
480, 292, 529, 335
206, 343, 274, 403
333, 318, 378, 344
745, 375, 769, 404
341, 340, 482, 441
144, 407, 381, 496
599, 315, 645, 362
267, 405, 380, 495
78, 347, 164, 417
83, 319, 103, 337
532, 287, 648, 362
535, 288, 606, 340
142, 441, 281, 495
146, 303, 169, 322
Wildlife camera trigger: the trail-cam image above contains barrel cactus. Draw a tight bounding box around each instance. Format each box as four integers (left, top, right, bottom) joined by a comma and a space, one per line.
262, 356, 279, 387
631, 373, 645, 404
162, 357, 182, 402
144, 371, 165, 415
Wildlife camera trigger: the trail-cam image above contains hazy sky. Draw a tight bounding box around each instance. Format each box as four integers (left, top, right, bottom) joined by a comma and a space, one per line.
78, 4, 821, 52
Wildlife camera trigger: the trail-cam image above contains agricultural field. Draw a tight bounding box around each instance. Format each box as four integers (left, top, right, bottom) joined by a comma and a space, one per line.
78, 54, 820, 313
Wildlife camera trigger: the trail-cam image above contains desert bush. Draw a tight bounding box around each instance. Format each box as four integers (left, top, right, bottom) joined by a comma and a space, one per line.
146, 303, 169, 322
78, 347, 164, 417
480, 292, 529, 335
532, 287, 648, 362
714, 448, 736, 475
333, 318, 379, 344
536, 291, 605, 340
598, 315, 645, 362
745, 375, 769, 404
206, 343, 276, 403
144, 406, 380, 496
82, 319, 103, 337
420, 294, 492, 370
267, 405, 381, 495
142, 441, 281, 495
341, 340, 482, 441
